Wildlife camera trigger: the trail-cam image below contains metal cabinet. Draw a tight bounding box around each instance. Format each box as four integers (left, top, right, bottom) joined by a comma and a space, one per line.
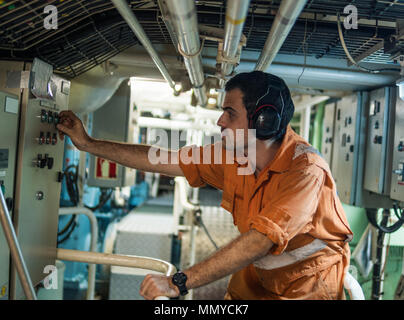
0, 61, 24, 300
390, 95, 404, 203
363, 87, 396, 196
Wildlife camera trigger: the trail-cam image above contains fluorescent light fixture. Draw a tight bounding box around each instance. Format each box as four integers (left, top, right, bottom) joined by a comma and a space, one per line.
208, 98, 217, 105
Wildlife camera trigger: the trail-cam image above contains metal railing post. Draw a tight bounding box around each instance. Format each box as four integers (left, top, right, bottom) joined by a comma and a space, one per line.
0, 188, 37, 300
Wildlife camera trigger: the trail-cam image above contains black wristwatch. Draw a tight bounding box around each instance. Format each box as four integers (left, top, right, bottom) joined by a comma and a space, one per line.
171, 271, 188, 296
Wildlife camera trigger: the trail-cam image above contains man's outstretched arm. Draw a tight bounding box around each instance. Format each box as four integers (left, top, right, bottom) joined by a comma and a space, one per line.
56, 110, 184, 177
139, 229, 273, 300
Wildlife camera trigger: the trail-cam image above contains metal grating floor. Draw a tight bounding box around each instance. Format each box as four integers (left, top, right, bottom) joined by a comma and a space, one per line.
180, 205, 240, 300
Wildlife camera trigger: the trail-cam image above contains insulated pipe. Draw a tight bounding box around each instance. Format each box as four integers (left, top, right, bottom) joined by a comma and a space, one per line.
217, 0, 251, 107
255, 0, 308, 71
203, 57, 400, 89
58, 207, 99, 300
165, 0, 208, 107
0, 188, 37, 300
222, 0, 250, 76
111, 0, 178, 94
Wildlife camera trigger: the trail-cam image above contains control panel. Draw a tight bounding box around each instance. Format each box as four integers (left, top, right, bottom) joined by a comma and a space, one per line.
331, 92, 393, 208
321, 102, 336, 167
9, 59, 70, 299
390, 95, 404, 202
0, 61, 24, 300
331, 94, 359, 204
363, 87, 396, 196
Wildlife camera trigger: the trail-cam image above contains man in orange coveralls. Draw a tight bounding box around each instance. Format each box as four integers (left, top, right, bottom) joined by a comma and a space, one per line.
57, 71, 353, 300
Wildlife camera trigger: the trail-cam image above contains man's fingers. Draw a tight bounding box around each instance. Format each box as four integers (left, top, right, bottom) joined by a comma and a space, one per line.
140, 275, 154, 300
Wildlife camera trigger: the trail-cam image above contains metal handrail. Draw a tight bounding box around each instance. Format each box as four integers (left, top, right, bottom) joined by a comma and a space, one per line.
56, 248, 177, 300
58, 207, 99, 300
0, 188, 37, 300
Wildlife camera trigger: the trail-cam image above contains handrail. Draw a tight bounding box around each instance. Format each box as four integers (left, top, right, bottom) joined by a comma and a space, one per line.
58, 207, 98, 300
175, 177, 199, 212
0, 188, 37, 300
56, 249, 177, 300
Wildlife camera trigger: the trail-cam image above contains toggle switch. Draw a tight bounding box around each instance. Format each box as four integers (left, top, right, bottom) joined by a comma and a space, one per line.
33, 154, 47, 169
54, 112, 59, 126
38, 132, 45, 145
373, 135, 383, 144
398, 141, 404, 152
46, 132, 51, 145
51, 133, 57, 145
40, 109, 48, 123
46, 156, 54, 170
47, 111, 54, 124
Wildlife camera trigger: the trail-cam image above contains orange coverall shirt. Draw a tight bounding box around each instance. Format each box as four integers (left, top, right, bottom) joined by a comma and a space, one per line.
178, 125, 353, 300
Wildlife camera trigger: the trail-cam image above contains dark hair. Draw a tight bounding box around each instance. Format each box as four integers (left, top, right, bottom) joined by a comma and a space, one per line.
225, 71, 295, 141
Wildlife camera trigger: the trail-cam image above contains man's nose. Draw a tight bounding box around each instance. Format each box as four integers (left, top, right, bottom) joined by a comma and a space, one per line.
216, 113, 226, 129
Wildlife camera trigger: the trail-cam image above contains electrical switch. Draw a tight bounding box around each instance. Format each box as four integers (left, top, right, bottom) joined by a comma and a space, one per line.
373, 135, 383, 144
46, 132, 51, 145
394, 162, 404, 182
51, 133, 57, 145
38, 132, 45, 145
33, 154, 47, 169
47, 111, 54, 124
40, 109, 48, 123
54, 112, 59, 126
46, 156, 54, 170
398, 141, 404, 152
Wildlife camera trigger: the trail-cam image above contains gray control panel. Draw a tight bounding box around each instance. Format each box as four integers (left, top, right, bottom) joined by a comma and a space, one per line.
321, 102, 337, 167
0, 61, 24, 300
9, 60, 70, 299
390, 95, 404, 202
331, 94, 358, 204
331, 92, 393, 208
363, 87, 396, 196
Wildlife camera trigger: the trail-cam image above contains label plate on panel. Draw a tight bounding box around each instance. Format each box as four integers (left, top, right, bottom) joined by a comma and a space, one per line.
4, 96, 18, 114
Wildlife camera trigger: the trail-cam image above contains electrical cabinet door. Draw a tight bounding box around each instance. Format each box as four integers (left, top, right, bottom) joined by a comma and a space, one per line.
321, 102, 336, 167
390, 96, 404, 202
363, 87, 396, 196
331, 92, 393, 208
0, 61, 24, 300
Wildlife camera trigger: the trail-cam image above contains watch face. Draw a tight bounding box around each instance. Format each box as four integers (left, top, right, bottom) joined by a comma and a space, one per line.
173, 272, 187, 285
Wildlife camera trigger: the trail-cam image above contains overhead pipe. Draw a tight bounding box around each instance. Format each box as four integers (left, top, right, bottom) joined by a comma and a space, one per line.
110, 0, 179, 95
203, 57, 400, 89
217, 0, 251, 107
165, 0, 208, 107
255, 0, 308, 71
